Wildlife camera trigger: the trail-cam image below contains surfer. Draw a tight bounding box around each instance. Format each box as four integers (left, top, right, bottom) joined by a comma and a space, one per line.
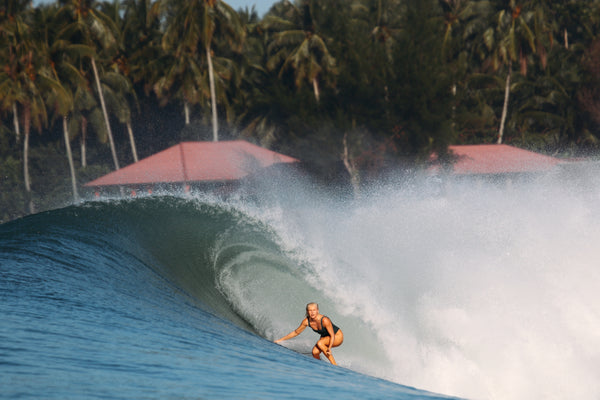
275, 302, 344, 365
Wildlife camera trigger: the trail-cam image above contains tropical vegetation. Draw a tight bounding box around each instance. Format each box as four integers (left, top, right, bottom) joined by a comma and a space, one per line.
2, 0, 600, 221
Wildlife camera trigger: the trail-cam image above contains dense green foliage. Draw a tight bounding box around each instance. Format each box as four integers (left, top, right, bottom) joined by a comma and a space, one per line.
2, 0, 600, 221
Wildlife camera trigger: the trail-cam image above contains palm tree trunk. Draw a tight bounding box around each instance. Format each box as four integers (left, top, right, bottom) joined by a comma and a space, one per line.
63, 116, 79, 202
184, 101, 190, 125
126, 121, 139, 162
91, 57, 120, 170
12, 103, 20, 143
342, 132, 360, 198
23, 105, 34, 214
451, 83, 457, 132
81, 118, 87, 167
206, 45, 219, 142
23, 128, 31, 193
312, 77, 320, 102
497, 68, 511, 144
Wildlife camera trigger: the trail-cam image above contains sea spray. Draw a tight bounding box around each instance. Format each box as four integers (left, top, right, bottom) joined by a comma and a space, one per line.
2, 166, 599, 399
231, 168, 600, 400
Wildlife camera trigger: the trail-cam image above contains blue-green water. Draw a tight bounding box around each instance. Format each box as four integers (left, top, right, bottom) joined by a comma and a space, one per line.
2, 171, 600, 399
0, 197, 458, 399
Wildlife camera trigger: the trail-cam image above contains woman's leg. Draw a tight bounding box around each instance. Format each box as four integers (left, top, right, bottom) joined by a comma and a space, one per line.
315, 330, 344, 365
311, 345, 322, 360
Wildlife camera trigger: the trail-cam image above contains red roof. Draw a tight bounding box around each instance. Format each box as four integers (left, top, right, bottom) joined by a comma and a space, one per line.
430, 144, 561, 175
85, 140, 298, 187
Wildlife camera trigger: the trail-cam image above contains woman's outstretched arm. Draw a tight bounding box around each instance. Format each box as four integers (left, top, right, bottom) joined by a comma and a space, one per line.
275, 319, 308, 343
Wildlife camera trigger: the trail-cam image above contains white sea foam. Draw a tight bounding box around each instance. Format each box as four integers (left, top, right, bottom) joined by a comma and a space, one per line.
240, 166, 600, 400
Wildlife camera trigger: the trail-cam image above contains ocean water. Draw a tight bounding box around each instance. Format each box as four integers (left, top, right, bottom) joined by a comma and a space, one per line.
1, 166, 599, 400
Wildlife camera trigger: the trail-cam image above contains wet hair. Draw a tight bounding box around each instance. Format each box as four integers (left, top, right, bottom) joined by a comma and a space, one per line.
305, 302, 319, 318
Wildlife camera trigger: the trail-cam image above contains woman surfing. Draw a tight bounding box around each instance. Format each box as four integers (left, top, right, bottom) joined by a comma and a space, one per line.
275, 303, 344, 365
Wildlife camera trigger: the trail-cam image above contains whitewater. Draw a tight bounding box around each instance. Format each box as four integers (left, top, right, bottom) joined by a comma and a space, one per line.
1, 165, 599, 400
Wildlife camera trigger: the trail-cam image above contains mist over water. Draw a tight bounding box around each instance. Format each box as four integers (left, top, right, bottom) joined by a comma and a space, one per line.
236, 166, 600, 400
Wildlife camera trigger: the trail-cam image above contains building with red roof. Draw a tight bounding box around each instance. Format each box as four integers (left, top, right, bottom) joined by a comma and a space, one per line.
429, 144, 562, 177
85, 140, 298, 195
87, 141, 565, 196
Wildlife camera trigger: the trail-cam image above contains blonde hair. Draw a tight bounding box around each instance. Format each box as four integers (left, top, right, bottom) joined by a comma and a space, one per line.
305, 302, 319, 318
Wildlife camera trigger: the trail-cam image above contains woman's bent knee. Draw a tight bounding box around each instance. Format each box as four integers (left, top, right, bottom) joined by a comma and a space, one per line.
316, 338, 330, 351
312, 346, 321, 358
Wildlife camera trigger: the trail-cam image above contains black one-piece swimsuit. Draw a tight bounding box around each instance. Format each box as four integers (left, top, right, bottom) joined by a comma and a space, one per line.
307, 316, 340, 337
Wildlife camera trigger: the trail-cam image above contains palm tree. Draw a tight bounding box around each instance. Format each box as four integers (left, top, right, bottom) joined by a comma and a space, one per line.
31, 3, 81, 201
57, 0, 121, 169
98, 0, 140, 162
439, 0, 494, 63
72, 86, 105, 167
46, 82, 80, 202
30, 1, 106, 169
262, 0, 337, 103
121, 0, 163, 95
100, 68, 140, 162
0, 0, 31, 141
438, 0, 494, 135
202, 0, 244, 141
0, 0, 49, 213
152, 39, 207, 126
156, 0, 244, 141
483, 0, 554, 144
